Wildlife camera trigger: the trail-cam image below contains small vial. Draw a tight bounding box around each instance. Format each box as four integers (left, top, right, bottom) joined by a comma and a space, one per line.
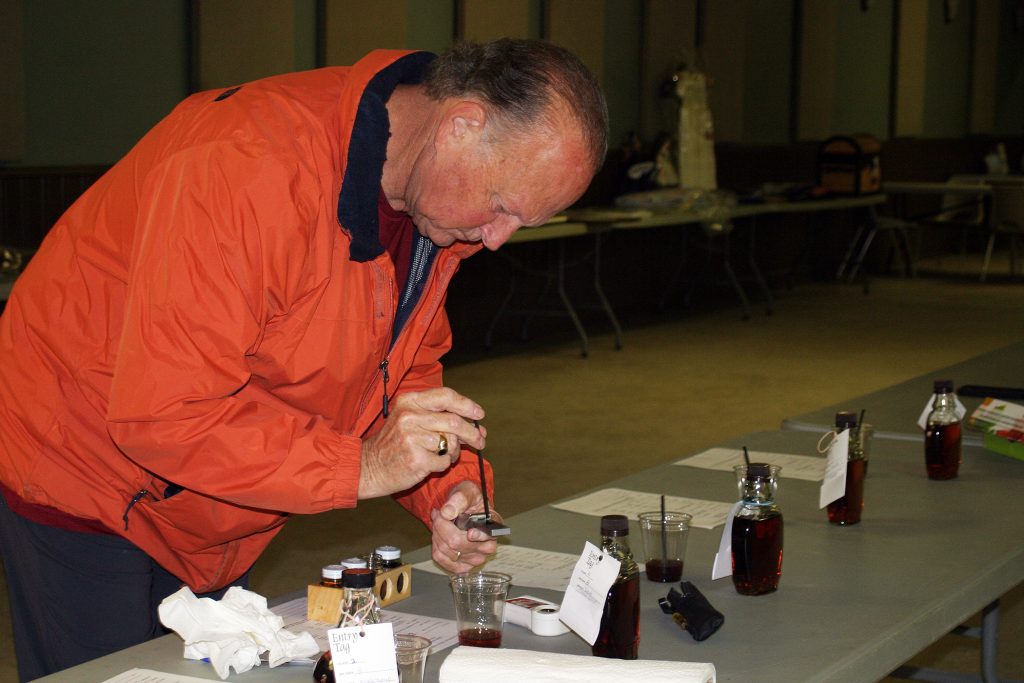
320, 564, 344, 588
340, 568, 380, 626
341, 556, 367, 570
375, 545, 402, 569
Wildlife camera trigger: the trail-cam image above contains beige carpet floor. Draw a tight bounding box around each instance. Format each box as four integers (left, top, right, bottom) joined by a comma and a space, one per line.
2, 269, 1023, 681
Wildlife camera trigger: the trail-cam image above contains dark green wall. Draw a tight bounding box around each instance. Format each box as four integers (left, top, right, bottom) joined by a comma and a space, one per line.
6, 0, 1023, 168
21, 0, 187, 166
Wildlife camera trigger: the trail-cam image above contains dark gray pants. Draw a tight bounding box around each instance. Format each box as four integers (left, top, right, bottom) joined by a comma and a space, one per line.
0, 489, 249, 681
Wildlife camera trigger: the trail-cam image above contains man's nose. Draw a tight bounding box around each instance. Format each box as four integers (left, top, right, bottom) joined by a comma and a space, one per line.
480, 215, 522, 250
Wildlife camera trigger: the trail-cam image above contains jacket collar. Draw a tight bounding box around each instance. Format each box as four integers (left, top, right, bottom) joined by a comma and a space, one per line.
337, 51, 436, 263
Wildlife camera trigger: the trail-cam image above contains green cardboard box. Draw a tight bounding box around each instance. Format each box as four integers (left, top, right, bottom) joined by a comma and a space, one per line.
968, 398, 1024, 462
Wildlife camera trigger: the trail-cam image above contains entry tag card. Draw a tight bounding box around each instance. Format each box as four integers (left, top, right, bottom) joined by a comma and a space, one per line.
819, 428, 849, 508
711, 501, 743, 580
558, 541, 620, 645
916, 394, 968, 430
327, 622, 398, 683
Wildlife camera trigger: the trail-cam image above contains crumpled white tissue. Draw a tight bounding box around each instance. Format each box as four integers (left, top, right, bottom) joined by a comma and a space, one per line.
158, 586, 320, 679
439, 646, 716, 683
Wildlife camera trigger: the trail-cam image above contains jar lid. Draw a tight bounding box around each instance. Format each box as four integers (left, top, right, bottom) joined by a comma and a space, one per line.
341, 557, 368, 569
746, 463, 772, 479
600, 514, 629, 536
933, 379, 953, 393
342, 568, 376, 589
834, 411, 858, 430
321, 564, 344, 580
375, 545, 401, 560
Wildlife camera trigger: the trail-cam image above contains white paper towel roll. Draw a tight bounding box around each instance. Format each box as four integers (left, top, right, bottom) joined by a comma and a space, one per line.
439, 646, 716, 683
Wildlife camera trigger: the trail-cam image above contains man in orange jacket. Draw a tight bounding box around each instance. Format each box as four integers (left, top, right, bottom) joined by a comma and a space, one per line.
0, 39, 606, 679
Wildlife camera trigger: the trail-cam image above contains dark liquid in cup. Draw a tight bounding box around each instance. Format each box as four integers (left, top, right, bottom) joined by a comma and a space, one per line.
731, 513, 783, 595
592, 575, 640, 659
925, 422, 961, 480
827, 458, 867, 525
458, 627, 502, 648
645, 558, 683, 582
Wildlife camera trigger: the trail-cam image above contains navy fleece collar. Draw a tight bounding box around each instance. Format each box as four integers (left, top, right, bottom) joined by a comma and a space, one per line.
338, 51, 436, 263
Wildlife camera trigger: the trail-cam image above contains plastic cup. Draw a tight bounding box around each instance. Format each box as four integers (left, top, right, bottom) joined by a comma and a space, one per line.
638, 511, 692, 582
395, 633, 431, 683
448, 572, 512, 647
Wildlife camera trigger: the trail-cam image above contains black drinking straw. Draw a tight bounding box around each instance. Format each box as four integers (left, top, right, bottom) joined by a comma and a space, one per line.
743, 446, 751, 467
474, 420, 491, 522
660, 494, 668, 563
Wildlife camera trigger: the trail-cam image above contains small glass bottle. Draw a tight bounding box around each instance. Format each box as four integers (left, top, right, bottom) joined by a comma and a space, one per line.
340, 568, 379, 627
925, 379, 962, 480
374, 545, 402, 569
592, 514, 640, 660
314, 568, 378, 683
731, 463, 784, 595
319, 564, 344, 588
827, 411, 868, 525
340, 556, 367, 571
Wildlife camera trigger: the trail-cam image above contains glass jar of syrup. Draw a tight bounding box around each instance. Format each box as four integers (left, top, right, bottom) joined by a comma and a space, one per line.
827, 411, 867, 525
925, 379, 962, 480
319, 564, 344, 588
374, 545, 402, 569
731, 463, 784, 595
592, 514, 640, 660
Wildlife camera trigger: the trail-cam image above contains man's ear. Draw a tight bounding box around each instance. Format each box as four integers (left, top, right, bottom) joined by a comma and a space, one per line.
437, 100, 487, 147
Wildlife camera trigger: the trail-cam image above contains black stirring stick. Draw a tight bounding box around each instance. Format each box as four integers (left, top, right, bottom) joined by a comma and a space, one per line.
474, 420, 491, 522
743, 446, 751, 467
660, 494, 668, 564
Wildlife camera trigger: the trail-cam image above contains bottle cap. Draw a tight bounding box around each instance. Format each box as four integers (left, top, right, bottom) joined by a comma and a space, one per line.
341, 557, 368, 569
835, 411, 858, 430
746, 463, 772, 479
321, 564, 344, 580
933, 379, 954, 393
342, 568, 376, 589
600, 514, 630, 536
375, 545, 401, 561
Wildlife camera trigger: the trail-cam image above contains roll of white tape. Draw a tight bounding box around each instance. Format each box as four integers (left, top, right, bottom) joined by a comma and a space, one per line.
530, 605, 569, 636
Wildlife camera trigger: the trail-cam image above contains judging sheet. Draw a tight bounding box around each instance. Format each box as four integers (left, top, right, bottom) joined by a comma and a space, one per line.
550, 487, 734, 529
413, 543, 584, 592
273, 596, 460, 654
674, 447, 827, 481
103, 671, 215, 683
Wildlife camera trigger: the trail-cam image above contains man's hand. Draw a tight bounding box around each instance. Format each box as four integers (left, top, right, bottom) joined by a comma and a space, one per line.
431, 480, 500, 572
358, 388, 486, 499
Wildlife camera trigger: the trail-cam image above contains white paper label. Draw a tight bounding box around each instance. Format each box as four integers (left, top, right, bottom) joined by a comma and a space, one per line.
558, 541, 621, 646
712, 501, 743, 580
917, 394, 968, 430
819, 428, 850, 508
327, 622, 398, 683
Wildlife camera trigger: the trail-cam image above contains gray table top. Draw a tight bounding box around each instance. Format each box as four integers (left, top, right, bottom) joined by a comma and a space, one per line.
35, 429, 1024, 683
782, 341, 1024, 446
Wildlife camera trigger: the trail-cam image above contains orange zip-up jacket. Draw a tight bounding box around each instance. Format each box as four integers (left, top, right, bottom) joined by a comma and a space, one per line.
0, 50, 491, 592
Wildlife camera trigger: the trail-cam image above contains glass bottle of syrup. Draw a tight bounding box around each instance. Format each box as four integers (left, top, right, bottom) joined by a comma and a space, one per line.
731, 463, 784, 595
827, 411, 867, 525
592, 514, 640, 660
925, 379, 962, 480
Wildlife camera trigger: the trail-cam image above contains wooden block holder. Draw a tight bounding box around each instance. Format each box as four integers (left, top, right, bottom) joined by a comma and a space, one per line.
306, 564, 413, 623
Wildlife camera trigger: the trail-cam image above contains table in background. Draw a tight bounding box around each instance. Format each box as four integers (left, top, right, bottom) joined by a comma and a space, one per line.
611, 194, 887, 318
35, 428, 1024, 683
485, 220, 622, 358
782, 340, 1024, 446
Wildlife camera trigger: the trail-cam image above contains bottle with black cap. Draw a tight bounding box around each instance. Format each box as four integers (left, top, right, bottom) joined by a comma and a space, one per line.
925, 379, 961, 480
731, 461, 783, 595
826, 411, 868, 525
592, 514, 640, 659
340, 568, 380, 627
